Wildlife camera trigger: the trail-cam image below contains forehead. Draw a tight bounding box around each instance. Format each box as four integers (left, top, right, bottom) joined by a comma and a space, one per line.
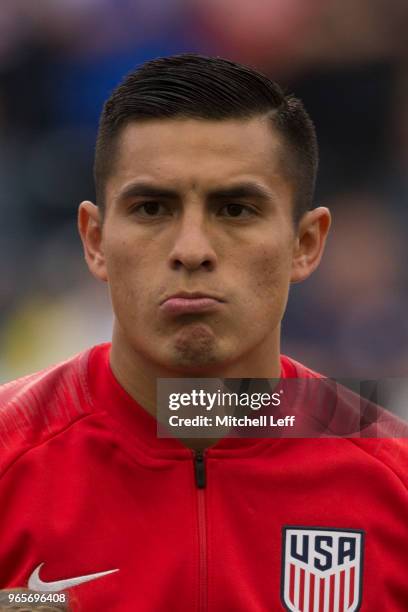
106, 117, 290, 197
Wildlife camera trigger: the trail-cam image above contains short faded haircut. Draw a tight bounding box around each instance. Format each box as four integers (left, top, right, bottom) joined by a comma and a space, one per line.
94, 53, 318, 223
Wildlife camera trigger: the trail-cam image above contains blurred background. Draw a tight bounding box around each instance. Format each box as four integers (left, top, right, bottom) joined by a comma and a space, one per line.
1, 0, 408, 382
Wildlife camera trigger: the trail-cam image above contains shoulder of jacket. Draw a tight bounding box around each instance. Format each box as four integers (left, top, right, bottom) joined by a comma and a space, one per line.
349, 436, 408, 492
0, 348, 96, 475
281, 355, 408, 490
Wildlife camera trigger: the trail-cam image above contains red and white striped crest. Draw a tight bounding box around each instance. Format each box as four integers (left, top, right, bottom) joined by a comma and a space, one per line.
281, 527, 364, 612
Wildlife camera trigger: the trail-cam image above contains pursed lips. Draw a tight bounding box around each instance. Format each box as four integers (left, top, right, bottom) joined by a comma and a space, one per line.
159, 292, 225, 315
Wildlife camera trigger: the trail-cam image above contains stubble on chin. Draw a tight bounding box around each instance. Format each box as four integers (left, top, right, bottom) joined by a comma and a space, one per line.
172, 323, 219, 368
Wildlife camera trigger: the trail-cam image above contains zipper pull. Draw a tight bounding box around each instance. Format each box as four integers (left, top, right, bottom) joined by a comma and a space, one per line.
194, 450, 206, 489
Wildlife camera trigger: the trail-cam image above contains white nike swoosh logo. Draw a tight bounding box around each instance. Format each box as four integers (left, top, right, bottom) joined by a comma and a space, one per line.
28, 563, 119, 592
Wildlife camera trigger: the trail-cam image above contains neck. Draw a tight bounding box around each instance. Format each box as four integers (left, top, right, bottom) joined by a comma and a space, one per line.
109, 324, 282, 423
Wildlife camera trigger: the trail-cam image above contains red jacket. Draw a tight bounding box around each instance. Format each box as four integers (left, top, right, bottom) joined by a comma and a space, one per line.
0, 343, 407, 611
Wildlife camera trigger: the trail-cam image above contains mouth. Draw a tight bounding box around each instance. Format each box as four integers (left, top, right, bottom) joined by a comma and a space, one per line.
160, 292, 225, 316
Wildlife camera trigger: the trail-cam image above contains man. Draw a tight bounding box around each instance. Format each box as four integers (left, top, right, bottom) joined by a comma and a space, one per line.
0, 54, 407, 611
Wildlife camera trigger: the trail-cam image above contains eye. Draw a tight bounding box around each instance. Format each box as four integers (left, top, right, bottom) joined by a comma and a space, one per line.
219, 203, 254, 218
134, 201, 169, 217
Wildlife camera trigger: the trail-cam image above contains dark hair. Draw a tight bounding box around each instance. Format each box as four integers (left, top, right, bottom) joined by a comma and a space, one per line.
94, 53, 318, 222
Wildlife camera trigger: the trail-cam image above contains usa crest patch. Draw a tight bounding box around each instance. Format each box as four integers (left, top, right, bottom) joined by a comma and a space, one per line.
281, 526, 364, 612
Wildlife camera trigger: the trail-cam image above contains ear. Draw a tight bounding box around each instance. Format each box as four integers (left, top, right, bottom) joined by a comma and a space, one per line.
78, 201, 108, 282
290, 206, 331, 283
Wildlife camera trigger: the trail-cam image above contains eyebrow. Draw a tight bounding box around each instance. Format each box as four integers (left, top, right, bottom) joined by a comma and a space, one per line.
116, 181, 274, 203
208, 183, 273, 202
117, 183, 179, 201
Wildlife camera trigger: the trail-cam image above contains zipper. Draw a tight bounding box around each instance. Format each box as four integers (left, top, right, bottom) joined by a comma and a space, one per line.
194, 450, 207, 612
194, 449, 206, 489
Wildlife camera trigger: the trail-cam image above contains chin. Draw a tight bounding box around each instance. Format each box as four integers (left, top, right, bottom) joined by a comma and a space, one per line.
166, 323, 222, 372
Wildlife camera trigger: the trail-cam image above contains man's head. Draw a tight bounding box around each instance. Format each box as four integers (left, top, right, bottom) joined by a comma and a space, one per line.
79, 54, 330, 378
94, 54, 318, 224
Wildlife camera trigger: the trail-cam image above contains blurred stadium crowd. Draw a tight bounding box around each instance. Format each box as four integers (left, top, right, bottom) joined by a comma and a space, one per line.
1, 0, 408, 382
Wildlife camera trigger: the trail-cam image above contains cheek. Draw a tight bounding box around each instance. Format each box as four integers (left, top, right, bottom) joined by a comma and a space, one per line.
242, 245, 292, 309
104, 238, 150, 315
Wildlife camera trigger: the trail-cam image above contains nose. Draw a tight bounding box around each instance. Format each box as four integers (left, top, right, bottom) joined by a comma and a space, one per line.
168, 212, 217, 272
